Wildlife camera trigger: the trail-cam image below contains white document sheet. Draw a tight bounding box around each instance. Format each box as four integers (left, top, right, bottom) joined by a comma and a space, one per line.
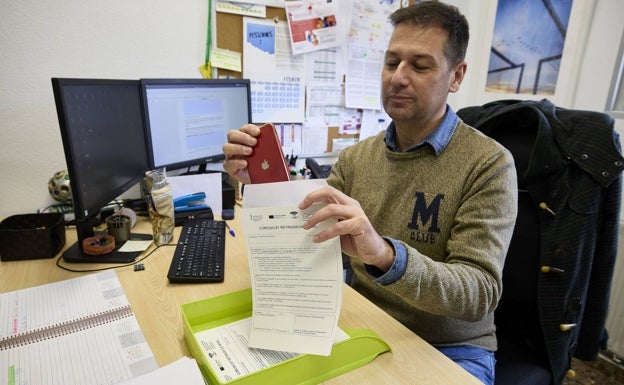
242, 180, 343, 356
242, 179, 327, 208
194, 317, 349, 383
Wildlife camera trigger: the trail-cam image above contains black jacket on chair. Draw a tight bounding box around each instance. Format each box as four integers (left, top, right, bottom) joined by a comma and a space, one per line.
457, 99, 624, 385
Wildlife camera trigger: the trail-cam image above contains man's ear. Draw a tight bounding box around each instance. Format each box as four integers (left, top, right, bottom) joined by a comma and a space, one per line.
449, 61, 467, 93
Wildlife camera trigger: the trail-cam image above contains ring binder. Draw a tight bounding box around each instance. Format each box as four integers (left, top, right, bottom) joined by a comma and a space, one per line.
0, 307, 133, 350
0, 271, 158, 384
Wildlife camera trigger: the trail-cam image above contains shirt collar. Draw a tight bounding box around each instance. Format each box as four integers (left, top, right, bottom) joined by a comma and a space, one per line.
384, 105, 458, 155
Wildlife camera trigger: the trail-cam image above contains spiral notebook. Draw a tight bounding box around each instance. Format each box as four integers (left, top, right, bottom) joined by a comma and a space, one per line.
0, 270, 158, 385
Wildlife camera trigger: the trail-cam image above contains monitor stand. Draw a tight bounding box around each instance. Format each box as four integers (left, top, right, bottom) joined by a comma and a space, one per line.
62, 232, 153, 263
181, 164, 222, 176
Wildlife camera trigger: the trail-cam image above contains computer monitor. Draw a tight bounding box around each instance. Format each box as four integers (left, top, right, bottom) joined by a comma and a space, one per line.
140, 78, 252, 173
51, 78, 152, 263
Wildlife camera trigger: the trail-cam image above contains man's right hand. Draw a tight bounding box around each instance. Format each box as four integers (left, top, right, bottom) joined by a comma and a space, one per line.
222, 124, 262, 184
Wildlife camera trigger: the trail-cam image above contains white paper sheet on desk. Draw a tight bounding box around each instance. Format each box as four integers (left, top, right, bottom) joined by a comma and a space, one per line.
116, 357, 205, 385
242, 179, 343, 356
168, 173, 222, 217
195, 317, 350, 383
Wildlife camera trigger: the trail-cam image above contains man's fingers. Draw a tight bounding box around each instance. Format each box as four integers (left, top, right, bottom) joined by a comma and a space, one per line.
223, 142, 253, 159
225, 129, 258, 148
299, 186, 351, 209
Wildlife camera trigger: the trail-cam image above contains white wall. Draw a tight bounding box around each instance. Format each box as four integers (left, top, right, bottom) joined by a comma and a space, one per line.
0, 0, 207, 217
1, 0, 623, 217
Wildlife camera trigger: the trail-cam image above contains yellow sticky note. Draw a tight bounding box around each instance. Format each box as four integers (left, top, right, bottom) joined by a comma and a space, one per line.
210, 48, 242, 72
198, 63, 212, 79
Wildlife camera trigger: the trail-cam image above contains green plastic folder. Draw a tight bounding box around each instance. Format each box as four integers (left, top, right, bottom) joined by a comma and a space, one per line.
181, 288, 391, 385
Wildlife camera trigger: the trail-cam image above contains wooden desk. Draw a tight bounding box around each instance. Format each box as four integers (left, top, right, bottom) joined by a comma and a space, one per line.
0, 213, 481, 385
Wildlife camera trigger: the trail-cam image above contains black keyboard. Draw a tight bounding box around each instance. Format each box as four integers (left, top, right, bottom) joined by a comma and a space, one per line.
167, 218, 225, 283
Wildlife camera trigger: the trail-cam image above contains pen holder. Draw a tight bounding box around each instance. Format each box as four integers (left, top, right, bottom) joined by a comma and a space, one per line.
106, 214, 131, 243
288, 166, 311, 181
290, 174, 310, 181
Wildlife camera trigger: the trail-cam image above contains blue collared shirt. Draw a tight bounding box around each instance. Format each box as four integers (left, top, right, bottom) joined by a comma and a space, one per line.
384, 105, 458, 154
367, 106, 458, 284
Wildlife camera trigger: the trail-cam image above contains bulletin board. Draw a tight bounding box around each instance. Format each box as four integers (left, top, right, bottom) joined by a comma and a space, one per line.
213, 1, 415, 77
215, 7, 285, 79
215, 4, 358, 153
212, 2, 412, 155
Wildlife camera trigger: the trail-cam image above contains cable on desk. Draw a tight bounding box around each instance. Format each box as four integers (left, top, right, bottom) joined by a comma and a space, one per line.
55, 243, 176, 273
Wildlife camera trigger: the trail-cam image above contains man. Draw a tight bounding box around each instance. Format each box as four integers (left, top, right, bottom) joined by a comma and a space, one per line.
223, 2, 517, 384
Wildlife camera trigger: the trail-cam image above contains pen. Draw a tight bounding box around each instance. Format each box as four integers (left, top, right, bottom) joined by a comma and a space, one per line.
225, 222, 236, 237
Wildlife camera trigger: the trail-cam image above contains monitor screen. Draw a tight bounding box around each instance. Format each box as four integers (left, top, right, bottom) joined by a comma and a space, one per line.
52, 78, 151, 262
140, 78, 252, 173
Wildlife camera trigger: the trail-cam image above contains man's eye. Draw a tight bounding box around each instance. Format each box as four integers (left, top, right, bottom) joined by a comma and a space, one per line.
385, 61, 399, 68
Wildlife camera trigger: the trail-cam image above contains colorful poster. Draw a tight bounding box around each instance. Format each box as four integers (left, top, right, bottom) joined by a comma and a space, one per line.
284, 0, 341, 55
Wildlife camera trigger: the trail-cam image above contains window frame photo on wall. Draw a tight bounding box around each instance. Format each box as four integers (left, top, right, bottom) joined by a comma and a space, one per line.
475, 0, 596, 108
606, 29, 624, 119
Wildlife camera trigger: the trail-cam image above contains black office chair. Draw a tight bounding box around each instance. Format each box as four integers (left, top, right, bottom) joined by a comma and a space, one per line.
493, 184, 552, 385
457, 99, 624, 385
484, 113, 553, 385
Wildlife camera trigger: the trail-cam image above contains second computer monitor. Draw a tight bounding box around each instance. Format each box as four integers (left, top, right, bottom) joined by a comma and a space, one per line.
140, 78, 252, 173
52, 77, 151, 263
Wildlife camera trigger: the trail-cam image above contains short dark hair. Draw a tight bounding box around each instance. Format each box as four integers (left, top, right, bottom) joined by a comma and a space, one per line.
389, 1, 469, 67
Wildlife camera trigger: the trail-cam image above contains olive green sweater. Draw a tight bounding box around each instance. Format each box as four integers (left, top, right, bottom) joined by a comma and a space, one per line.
328, 120, 517, 351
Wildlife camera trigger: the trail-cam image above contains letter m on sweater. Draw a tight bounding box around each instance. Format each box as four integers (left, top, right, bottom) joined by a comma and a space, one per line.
408, 192, 443, 233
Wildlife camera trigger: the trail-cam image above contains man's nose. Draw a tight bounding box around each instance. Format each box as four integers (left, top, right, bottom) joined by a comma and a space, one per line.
390, 62, 410, 86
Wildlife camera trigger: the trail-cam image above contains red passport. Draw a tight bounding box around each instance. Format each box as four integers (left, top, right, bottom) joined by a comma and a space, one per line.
247, 123, 290, 184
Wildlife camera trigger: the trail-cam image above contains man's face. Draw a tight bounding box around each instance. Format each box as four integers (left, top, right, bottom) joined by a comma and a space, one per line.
381, 23, 465, 130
